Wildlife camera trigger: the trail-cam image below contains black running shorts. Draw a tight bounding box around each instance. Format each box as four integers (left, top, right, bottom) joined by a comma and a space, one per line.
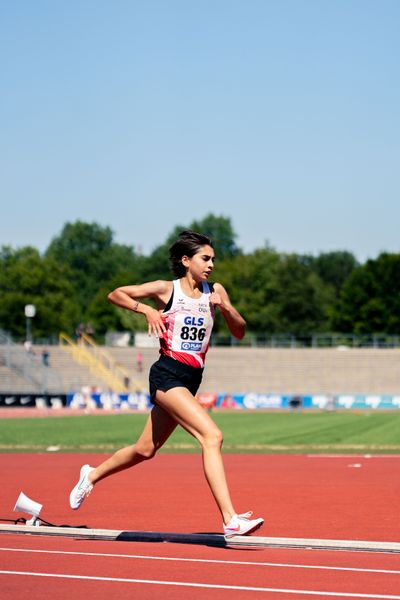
149, 355, 204, 404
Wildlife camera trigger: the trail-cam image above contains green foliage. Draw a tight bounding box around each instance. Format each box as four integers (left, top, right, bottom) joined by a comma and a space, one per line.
45, 221, 141, 315
214, 250, 334, 335
140, 241, 174, 281
332, 253, 400, 333
213, 248, 281, 333
85, 268, 152, 338
2, 217, 400, 340
272, 255, 335, 335
190, 213, 241, 259
302, 251, 359, 294
139, 214, 240, 281
0, 246, 79, 340
84, 287, 120, 338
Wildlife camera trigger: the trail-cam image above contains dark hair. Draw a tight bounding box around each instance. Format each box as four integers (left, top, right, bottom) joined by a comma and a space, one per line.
169, 230, 213, 277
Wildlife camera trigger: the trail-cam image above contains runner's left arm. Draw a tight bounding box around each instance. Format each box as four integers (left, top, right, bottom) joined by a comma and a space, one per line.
210, 283, 246, 340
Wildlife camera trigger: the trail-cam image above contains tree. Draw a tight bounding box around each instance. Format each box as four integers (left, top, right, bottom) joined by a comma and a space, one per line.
140, 240, 175, 282
302, 251, 359, 295
212, 247, 281, 334
214, 248, 335, 336
0, 246, 79, 340
85, 274, 148, 339
45, 221, 141, 316
141, 214, 241, 283
6, 217, 400, 343
332, 253, 400, 333
189, 214, 241, 259
272, 255, 334, 336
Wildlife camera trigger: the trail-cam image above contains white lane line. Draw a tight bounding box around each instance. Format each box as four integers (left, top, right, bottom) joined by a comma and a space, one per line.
1, 547, 399, 575
0, 570, 400, 598
306, 455, 400, 459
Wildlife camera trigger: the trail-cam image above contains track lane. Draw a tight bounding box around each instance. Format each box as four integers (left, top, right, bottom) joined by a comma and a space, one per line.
1, 454, 399, 599
1, 454, 399, 540
1, 541, 399, 598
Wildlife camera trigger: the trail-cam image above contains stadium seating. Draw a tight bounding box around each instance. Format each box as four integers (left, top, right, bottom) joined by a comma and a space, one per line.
1, 344, 399, 395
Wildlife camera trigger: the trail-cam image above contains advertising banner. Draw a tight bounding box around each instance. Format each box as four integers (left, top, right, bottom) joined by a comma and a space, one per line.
0, 393, 67, 408
64, 392, 400, 411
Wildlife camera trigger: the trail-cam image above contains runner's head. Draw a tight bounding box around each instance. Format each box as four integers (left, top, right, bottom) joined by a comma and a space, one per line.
169, 230, 213, 277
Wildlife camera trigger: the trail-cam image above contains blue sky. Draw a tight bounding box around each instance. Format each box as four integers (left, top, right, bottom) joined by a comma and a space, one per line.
1, 0, 399, 262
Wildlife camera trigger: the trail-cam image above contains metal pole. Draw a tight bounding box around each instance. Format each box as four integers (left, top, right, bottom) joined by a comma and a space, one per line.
26, 317, 31, 342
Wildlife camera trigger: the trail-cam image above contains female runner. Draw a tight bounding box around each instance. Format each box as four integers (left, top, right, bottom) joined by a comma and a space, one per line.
69, 230, 264, 537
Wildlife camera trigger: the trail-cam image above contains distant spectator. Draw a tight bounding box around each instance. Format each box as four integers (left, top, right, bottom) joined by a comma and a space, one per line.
75, 323, 85, 345
41, 348, 50, 367
136, 350, 143, 372
86, 323, 95, 338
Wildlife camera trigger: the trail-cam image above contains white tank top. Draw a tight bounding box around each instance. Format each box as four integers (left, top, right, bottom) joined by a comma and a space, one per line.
159, 279, 215, 368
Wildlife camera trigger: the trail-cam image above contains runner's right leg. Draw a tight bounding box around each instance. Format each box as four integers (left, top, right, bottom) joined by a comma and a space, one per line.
88, 405, 178, 484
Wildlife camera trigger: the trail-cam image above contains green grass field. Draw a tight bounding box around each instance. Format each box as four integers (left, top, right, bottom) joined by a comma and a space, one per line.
0, 411, 399, 453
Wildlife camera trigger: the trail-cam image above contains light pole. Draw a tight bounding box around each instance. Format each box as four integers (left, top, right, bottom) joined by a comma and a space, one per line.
25, 304, 36, 342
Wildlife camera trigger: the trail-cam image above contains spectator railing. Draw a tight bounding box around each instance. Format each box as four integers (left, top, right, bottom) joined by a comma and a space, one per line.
59, 332, 144, 392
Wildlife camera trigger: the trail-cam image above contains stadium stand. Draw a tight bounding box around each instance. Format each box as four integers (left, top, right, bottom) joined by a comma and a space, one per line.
1, 342, 399, 396
201, 347, 400, 395
0, 335, 64, 394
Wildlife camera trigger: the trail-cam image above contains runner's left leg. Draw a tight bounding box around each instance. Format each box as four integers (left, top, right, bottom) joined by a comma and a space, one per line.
154, 386, 236, 525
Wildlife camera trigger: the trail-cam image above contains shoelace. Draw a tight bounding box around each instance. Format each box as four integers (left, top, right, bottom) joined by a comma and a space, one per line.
76, 480, 93, 502
237, 511, 253, 520
225, 511, 254, 529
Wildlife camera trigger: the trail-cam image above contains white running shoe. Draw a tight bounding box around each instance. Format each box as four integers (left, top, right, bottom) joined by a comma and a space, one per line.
223, 511, 264, 538
69, 464, 95, 510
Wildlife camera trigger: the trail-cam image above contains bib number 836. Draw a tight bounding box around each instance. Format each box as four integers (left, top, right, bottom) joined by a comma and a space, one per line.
180, 326, 206, 342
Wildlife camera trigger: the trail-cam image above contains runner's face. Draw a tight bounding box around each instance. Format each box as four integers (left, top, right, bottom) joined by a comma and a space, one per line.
183, 245, 215, 280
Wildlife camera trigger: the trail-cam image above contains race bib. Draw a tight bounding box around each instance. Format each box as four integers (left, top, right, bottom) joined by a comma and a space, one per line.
171, 313, 212, 353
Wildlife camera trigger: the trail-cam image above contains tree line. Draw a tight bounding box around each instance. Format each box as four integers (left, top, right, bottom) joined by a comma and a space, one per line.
1, 214, 399, 342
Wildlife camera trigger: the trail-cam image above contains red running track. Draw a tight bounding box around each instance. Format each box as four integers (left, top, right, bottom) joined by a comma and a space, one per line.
0, 454, 399, 599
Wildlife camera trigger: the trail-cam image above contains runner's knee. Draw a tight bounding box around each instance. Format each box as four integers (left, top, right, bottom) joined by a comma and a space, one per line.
201, 426, 223, 450
134, 441, 157, 460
